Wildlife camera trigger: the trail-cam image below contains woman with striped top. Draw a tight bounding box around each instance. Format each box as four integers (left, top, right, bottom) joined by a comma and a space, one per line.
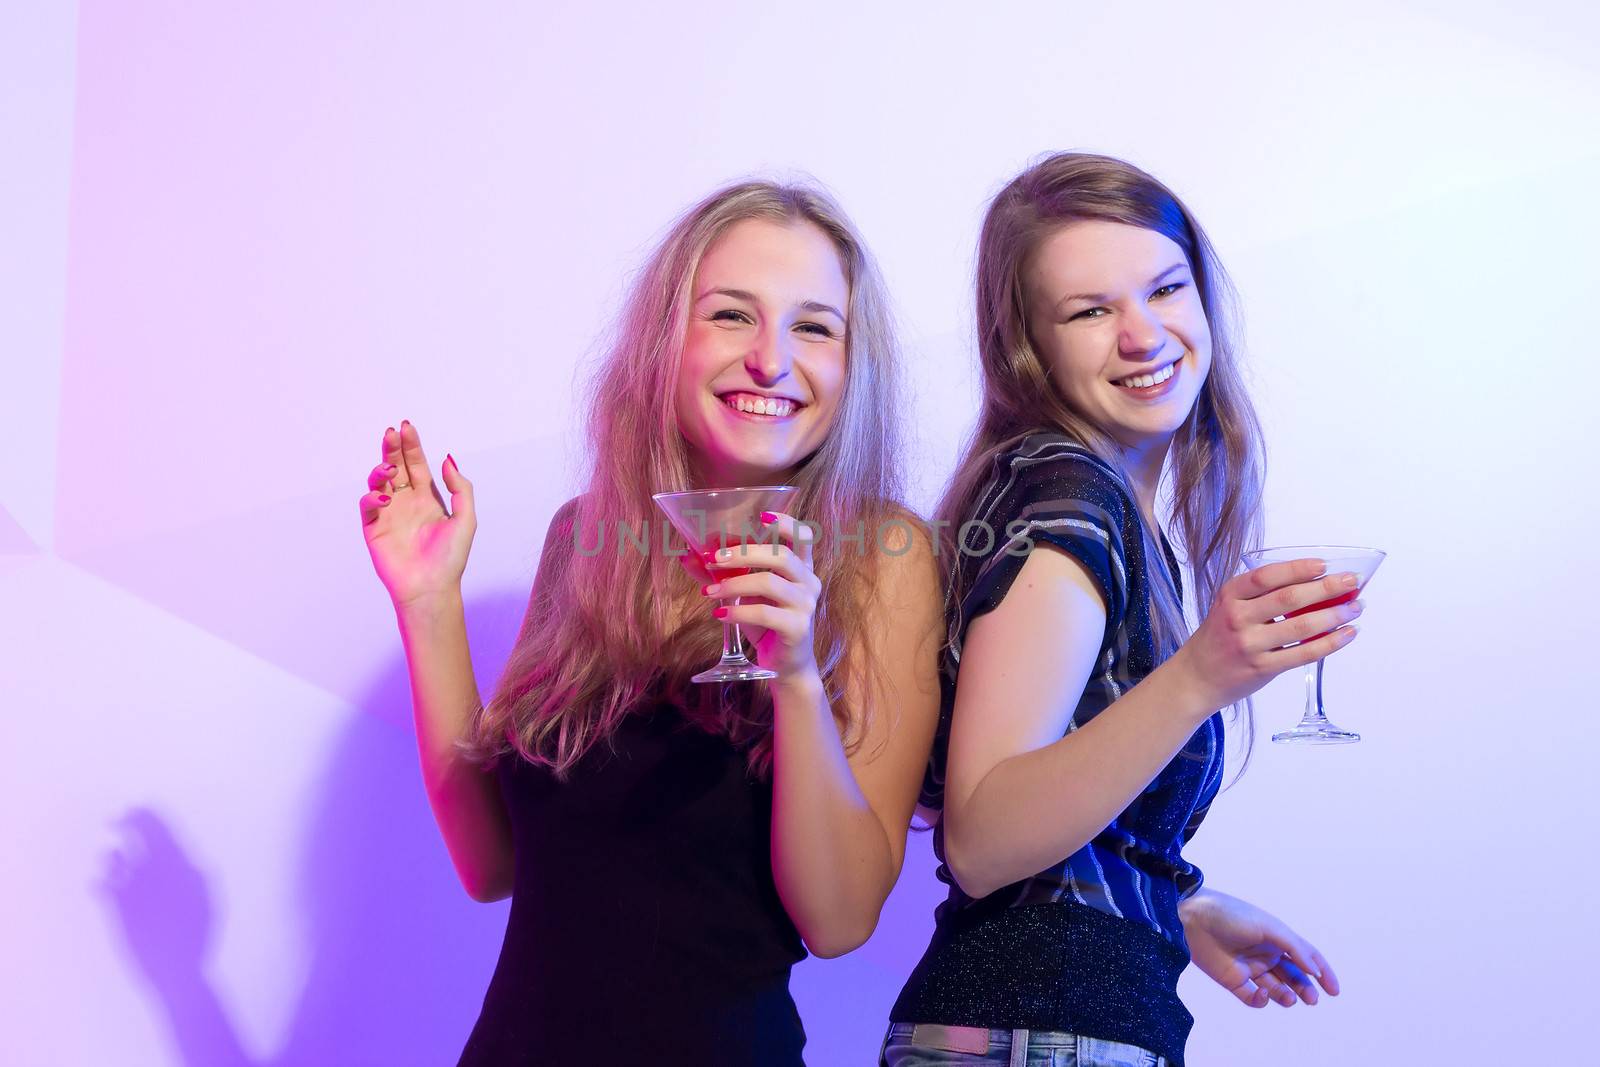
883, 153, 1355, 1067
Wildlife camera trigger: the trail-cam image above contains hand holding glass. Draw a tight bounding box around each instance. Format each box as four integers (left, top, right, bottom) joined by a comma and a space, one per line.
1240, 546, 1385, 744
652, 486, 798, 683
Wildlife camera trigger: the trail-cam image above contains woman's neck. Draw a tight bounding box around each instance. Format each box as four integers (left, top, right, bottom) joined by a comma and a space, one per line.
687, 455, 794, 491
1122, 438, 1171, 534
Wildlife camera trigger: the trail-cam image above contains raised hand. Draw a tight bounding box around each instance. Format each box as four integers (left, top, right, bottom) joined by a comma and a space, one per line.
1180, 888, 1340, 1008
1173, 557, 1364, 712
359, 420, 478, 608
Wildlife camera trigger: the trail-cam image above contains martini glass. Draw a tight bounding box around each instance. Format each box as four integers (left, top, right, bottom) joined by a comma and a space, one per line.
1241, 545, 1385, 744
652, 485, 798, 683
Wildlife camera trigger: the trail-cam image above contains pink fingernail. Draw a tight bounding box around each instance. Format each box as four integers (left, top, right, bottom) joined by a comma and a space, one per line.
378, 494, 391, 504
446, 453, 456, 470
713, 606, 729, 619
760, 511, 776, 523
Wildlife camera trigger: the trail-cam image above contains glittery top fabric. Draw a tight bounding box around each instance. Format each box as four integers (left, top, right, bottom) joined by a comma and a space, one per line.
892, 431, 1226, 1067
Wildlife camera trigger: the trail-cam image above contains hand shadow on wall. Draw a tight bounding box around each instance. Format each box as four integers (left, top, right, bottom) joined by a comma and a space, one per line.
95, 590, 528, 1067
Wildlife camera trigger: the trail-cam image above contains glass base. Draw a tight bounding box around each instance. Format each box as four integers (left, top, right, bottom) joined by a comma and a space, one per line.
1272, 723, 1361, 744
690, 659, 777, 683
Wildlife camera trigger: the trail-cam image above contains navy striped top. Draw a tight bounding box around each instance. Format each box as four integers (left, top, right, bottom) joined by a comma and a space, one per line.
892, 431, 1225, 1067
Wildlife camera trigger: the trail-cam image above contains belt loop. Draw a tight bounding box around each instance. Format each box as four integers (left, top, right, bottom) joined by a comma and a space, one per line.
1008, 1028, 1030, 1067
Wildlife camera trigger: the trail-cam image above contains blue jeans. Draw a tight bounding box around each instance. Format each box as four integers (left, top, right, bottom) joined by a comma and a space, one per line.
879, 1022, 1166, 1067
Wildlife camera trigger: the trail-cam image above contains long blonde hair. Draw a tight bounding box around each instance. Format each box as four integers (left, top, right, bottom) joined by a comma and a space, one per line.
938, 151, 1266, 768
464, 180, 908, 779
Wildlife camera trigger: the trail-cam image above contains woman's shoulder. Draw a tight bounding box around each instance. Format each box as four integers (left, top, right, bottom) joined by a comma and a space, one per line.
852, 499, 938, 588
877, 499, 934, 548
1004, 429, 1117, 471
531, 494, 590, 579
544, 493, 590, 541
953, 434, 1140, 636
979, 431, 1128, 520
552, 492, 586, 523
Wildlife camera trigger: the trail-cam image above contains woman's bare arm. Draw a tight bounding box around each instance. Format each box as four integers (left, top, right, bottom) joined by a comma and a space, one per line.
943, 546, 1361, 899
396, 589, 515, 903
767, 521, 943, 956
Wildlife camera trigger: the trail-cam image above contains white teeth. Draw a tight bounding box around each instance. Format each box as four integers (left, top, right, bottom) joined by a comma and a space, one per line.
1116, 361, 1177, 389
723, 393, 795, 417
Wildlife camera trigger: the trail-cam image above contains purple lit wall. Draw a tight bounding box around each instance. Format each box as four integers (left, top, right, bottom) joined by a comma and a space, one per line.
5, 2, 1596, 1064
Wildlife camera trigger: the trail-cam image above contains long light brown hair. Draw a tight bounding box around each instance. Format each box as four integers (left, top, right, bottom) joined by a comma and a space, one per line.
938, 151, 1266, 770
463, 180, 909, 779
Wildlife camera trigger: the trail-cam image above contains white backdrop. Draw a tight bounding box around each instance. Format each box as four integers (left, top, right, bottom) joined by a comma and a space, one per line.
4, 1, 1597, 1063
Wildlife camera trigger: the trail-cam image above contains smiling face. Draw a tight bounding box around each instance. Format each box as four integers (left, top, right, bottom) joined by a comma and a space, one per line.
1023, 219, 1212, 458
675, 217, 850, 488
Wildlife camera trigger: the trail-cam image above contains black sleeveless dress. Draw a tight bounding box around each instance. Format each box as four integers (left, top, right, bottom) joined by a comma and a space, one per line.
456, 700, 808, 1066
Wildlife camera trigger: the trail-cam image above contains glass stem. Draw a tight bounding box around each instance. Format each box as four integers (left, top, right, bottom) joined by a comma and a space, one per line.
1301, 658, 1330, 725
720, 595, 748, 664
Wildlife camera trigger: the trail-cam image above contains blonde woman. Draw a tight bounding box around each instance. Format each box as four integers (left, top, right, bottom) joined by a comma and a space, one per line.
360, 181, 942, 1065
884, 154, 1347, 1067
